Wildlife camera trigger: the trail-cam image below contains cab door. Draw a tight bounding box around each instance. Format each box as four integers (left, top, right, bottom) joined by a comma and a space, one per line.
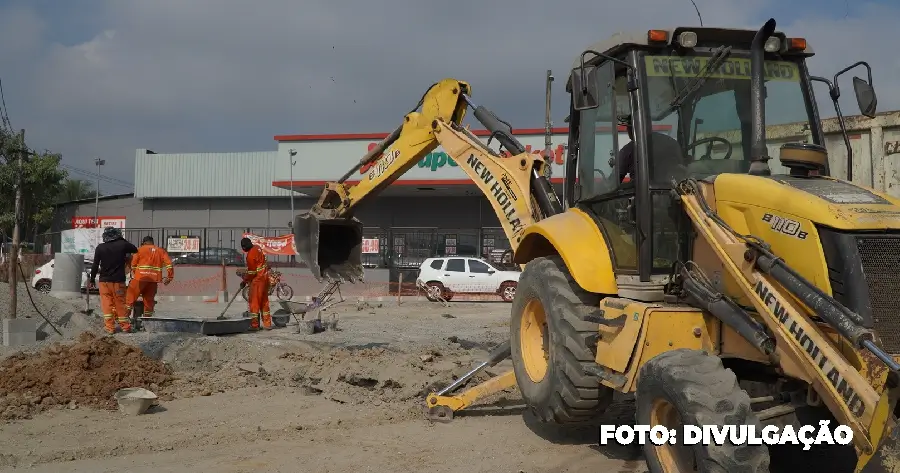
567, 58, 638, 274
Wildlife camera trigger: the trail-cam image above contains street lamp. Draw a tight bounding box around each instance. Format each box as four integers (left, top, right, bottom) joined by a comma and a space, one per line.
94, 158, 105, 228
288, 149, 297, 264
288, 149, 297, 219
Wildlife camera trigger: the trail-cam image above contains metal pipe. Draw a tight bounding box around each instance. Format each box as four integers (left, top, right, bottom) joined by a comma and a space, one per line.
337, 125, 403, 183
437, 341, 511, 395
748, 18, 776, 176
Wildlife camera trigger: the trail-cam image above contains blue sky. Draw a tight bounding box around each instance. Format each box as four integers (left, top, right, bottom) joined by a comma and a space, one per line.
0, 0, 897, 191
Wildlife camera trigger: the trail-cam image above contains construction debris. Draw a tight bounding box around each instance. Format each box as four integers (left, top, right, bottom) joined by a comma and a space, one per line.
0, 332, 173, 419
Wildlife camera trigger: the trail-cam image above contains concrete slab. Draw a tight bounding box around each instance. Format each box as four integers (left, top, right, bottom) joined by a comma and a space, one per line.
3, 317, 38, 347
141, 316, 253, 335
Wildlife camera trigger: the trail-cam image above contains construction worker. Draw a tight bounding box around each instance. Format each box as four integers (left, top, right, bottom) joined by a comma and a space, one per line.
239, 237, 272, 331
126, 236, 173, 319
89, 227, 138, 334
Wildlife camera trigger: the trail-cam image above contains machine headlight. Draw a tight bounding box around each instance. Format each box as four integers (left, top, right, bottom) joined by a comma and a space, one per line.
678, 31, 698, 48
764, 36, 781, 53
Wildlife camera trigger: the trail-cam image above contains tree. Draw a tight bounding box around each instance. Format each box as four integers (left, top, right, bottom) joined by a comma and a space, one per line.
0, 128, 68, 242
58, 179, 96, 203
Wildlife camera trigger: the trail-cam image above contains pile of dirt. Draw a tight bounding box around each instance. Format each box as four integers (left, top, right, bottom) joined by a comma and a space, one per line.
0, 332, 174, 420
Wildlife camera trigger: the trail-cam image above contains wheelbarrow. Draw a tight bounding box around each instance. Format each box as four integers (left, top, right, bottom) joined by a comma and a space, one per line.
277, 299, 338, 335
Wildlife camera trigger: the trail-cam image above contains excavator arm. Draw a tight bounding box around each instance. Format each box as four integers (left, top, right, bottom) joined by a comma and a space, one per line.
294, 78, 562, 282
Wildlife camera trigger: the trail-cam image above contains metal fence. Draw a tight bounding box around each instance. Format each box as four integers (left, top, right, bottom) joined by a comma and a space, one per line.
33, 226, 513, 269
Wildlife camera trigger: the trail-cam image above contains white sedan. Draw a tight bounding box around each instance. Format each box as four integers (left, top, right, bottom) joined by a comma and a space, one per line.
416, 256, 520, 302
32, 259, 131, 294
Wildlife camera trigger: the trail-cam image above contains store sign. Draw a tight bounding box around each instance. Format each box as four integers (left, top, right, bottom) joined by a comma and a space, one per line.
243, 233, 298, 256
167, 236, 201, 253
358, 143, 567, 176
61, 228, 102, 255
361, 238, 380, 254
71, 216, 127, 229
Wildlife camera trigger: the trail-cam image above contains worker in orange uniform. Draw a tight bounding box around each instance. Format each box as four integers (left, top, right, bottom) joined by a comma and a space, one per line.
126, 236, 173, 319
240, 237, 272, 331
89, 227, 138, 334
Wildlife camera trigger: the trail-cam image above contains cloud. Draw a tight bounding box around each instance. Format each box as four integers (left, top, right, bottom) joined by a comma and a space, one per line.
0, 0, 896, 188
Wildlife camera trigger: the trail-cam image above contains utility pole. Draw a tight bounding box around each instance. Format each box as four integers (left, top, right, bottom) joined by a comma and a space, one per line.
9, 129, 24, 319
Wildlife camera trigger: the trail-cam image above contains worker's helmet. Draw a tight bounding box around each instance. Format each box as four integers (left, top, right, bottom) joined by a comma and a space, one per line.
240, 237, 253, 252
101, 227, 122, 243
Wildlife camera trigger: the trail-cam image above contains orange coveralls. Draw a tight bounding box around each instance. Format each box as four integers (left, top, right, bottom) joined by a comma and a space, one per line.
243, 245, 272, 330
126, 243, 174, 317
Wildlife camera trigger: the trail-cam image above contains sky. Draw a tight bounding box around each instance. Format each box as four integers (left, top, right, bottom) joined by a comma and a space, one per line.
0, 0, 897, 193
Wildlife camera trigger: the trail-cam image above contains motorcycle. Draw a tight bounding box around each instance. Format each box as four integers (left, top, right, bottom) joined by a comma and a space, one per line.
237, 269, 294, 302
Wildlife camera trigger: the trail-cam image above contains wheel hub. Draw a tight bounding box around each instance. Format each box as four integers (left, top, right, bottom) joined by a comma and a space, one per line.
650, 399, 698, 472
520, 298, 549, 383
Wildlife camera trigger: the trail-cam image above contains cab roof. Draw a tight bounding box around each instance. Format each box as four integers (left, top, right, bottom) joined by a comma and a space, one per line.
571, 26, 815, 69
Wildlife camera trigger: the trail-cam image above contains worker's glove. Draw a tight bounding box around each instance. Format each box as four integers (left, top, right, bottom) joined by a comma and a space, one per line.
88, 279, 96, 289
162, 277, 171, 286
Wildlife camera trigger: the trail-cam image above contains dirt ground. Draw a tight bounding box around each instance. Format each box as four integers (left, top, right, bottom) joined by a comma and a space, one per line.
0, 296, 647, 473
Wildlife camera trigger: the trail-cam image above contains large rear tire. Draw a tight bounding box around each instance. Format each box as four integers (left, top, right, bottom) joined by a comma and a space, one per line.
510, 255, 613, 424
636, 349, 770, 473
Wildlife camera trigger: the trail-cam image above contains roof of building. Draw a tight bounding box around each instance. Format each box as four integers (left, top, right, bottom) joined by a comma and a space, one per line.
55, 192, 135, 207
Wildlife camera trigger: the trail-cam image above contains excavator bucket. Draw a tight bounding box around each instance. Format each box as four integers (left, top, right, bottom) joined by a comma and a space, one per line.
293, 212, 365, 283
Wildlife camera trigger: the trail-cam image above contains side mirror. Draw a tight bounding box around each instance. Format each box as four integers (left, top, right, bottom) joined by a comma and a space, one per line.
571, 65, 599, 111
852, 76, 877, 118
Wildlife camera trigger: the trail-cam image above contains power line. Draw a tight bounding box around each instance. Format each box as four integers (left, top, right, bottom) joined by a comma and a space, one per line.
59, 163, 134, 190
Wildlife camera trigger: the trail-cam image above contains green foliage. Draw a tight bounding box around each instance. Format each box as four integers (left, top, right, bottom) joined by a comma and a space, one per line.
0, 127, 68, 239
58, 178, 96, 203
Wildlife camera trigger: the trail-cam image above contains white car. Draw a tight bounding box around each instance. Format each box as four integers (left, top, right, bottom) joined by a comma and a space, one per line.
32, 259, 131, 294
416, 256, 520, 303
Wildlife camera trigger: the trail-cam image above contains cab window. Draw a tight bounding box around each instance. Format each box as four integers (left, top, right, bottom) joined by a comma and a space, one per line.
577, 61, 619, 199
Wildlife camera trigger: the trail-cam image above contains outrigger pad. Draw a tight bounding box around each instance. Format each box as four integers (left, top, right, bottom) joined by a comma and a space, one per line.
294, 212, 365, 283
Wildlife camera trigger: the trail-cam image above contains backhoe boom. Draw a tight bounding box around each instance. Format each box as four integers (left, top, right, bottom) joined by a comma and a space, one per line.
294, 78, 562, 282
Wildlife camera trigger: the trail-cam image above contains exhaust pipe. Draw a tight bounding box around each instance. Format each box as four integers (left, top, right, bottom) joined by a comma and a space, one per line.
294, 212, 365, 283
748, 18, 777, 176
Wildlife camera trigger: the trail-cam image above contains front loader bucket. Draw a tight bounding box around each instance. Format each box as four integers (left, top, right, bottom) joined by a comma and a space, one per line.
294, 212, 365, 283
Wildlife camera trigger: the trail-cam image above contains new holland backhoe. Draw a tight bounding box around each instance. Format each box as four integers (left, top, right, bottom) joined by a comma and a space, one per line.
295, 16, 900, 473
503, 18, 899, 473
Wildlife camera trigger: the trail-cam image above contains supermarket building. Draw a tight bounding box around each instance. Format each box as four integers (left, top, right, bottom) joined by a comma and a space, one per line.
49, 127, 635, 267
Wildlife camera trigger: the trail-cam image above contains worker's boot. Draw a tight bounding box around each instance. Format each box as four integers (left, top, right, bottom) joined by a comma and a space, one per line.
261, 311, 273, 330
103, 315, 116, 335
248, 312, 260, 331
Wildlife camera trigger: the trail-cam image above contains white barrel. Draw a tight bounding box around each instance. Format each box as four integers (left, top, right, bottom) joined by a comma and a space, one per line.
50, 253, 85, 298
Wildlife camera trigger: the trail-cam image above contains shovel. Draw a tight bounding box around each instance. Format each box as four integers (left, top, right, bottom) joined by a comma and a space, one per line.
217, 288, 242, 320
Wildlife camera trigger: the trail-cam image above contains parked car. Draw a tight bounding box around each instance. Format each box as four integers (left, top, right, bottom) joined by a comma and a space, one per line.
171, 247, 244, 266
32, 259, 131, 294
415, 256, 520, 302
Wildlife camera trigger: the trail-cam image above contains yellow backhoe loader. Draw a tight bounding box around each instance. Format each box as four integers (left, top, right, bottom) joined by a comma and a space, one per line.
296, 16, 900, 473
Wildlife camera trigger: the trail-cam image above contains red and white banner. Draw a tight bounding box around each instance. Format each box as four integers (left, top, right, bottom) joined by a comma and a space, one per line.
242, 233, 297, 256
361, 238, 380, 254
71, 216, 127, 229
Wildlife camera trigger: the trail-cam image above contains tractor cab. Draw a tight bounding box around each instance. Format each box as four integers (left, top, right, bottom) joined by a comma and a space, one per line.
563, 24, 878, 301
